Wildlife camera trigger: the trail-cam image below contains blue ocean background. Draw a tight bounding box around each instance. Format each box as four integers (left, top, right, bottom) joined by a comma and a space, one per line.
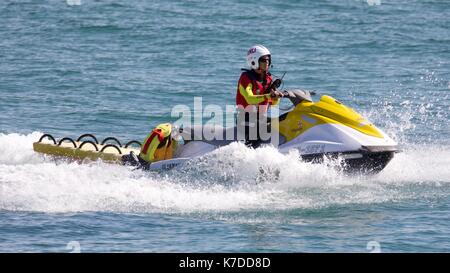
0, 0, 449, 252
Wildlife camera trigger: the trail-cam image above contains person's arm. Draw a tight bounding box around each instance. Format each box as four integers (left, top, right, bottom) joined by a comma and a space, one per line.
238, 75, 271, 105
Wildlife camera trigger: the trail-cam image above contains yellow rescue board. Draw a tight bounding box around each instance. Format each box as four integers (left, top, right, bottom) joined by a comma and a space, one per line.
33, 135, 141, 163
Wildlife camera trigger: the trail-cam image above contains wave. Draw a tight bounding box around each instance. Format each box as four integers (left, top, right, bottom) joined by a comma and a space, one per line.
0, 132, 449, 214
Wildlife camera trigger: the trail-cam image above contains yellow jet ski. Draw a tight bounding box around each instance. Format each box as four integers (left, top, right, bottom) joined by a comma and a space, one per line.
174, 90, 399, 174
33, 90, 399, 174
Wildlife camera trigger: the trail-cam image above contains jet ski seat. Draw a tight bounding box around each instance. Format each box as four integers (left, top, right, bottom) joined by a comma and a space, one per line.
180, 124, 243, 147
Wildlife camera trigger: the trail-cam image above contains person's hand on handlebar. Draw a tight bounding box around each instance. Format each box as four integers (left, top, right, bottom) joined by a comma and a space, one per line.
270, 89, 284, 98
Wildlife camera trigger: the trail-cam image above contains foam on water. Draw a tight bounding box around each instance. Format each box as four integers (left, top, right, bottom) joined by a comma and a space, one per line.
1, 132, 449, 214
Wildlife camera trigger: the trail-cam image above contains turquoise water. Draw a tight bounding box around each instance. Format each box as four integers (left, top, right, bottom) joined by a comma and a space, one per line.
1, 0, 449, 252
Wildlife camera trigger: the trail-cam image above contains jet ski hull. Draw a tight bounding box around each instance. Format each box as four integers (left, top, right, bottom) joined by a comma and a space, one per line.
301, 150, 395, 174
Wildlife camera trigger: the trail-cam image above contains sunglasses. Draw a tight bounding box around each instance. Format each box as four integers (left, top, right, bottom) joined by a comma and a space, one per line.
259, 58, 270, 63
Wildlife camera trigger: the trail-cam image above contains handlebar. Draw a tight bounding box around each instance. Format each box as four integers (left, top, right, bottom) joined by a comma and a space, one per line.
275, 90, 316, 98
268, 77, 317, 99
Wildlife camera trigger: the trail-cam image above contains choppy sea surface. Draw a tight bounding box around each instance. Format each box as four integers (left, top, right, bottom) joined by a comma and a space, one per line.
0, 0, 449, 252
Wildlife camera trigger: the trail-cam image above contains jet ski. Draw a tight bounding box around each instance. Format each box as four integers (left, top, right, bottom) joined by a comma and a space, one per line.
172, 90, 398, 174
34, 90, 398, 174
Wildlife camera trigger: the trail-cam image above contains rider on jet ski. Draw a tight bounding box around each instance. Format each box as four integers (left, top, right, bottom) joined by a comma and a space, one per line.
126, 45, 284, 167
236, 45, 283, 148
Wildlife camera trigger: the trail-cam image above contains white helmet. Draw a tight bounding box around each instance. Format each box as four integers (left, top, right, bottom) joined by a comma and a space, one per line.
246, 44, 271, 70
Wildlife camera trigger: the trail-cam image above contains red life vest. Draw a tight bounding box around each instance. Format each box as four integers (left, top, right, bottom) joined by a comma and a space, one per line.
235, 70, 274, 111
